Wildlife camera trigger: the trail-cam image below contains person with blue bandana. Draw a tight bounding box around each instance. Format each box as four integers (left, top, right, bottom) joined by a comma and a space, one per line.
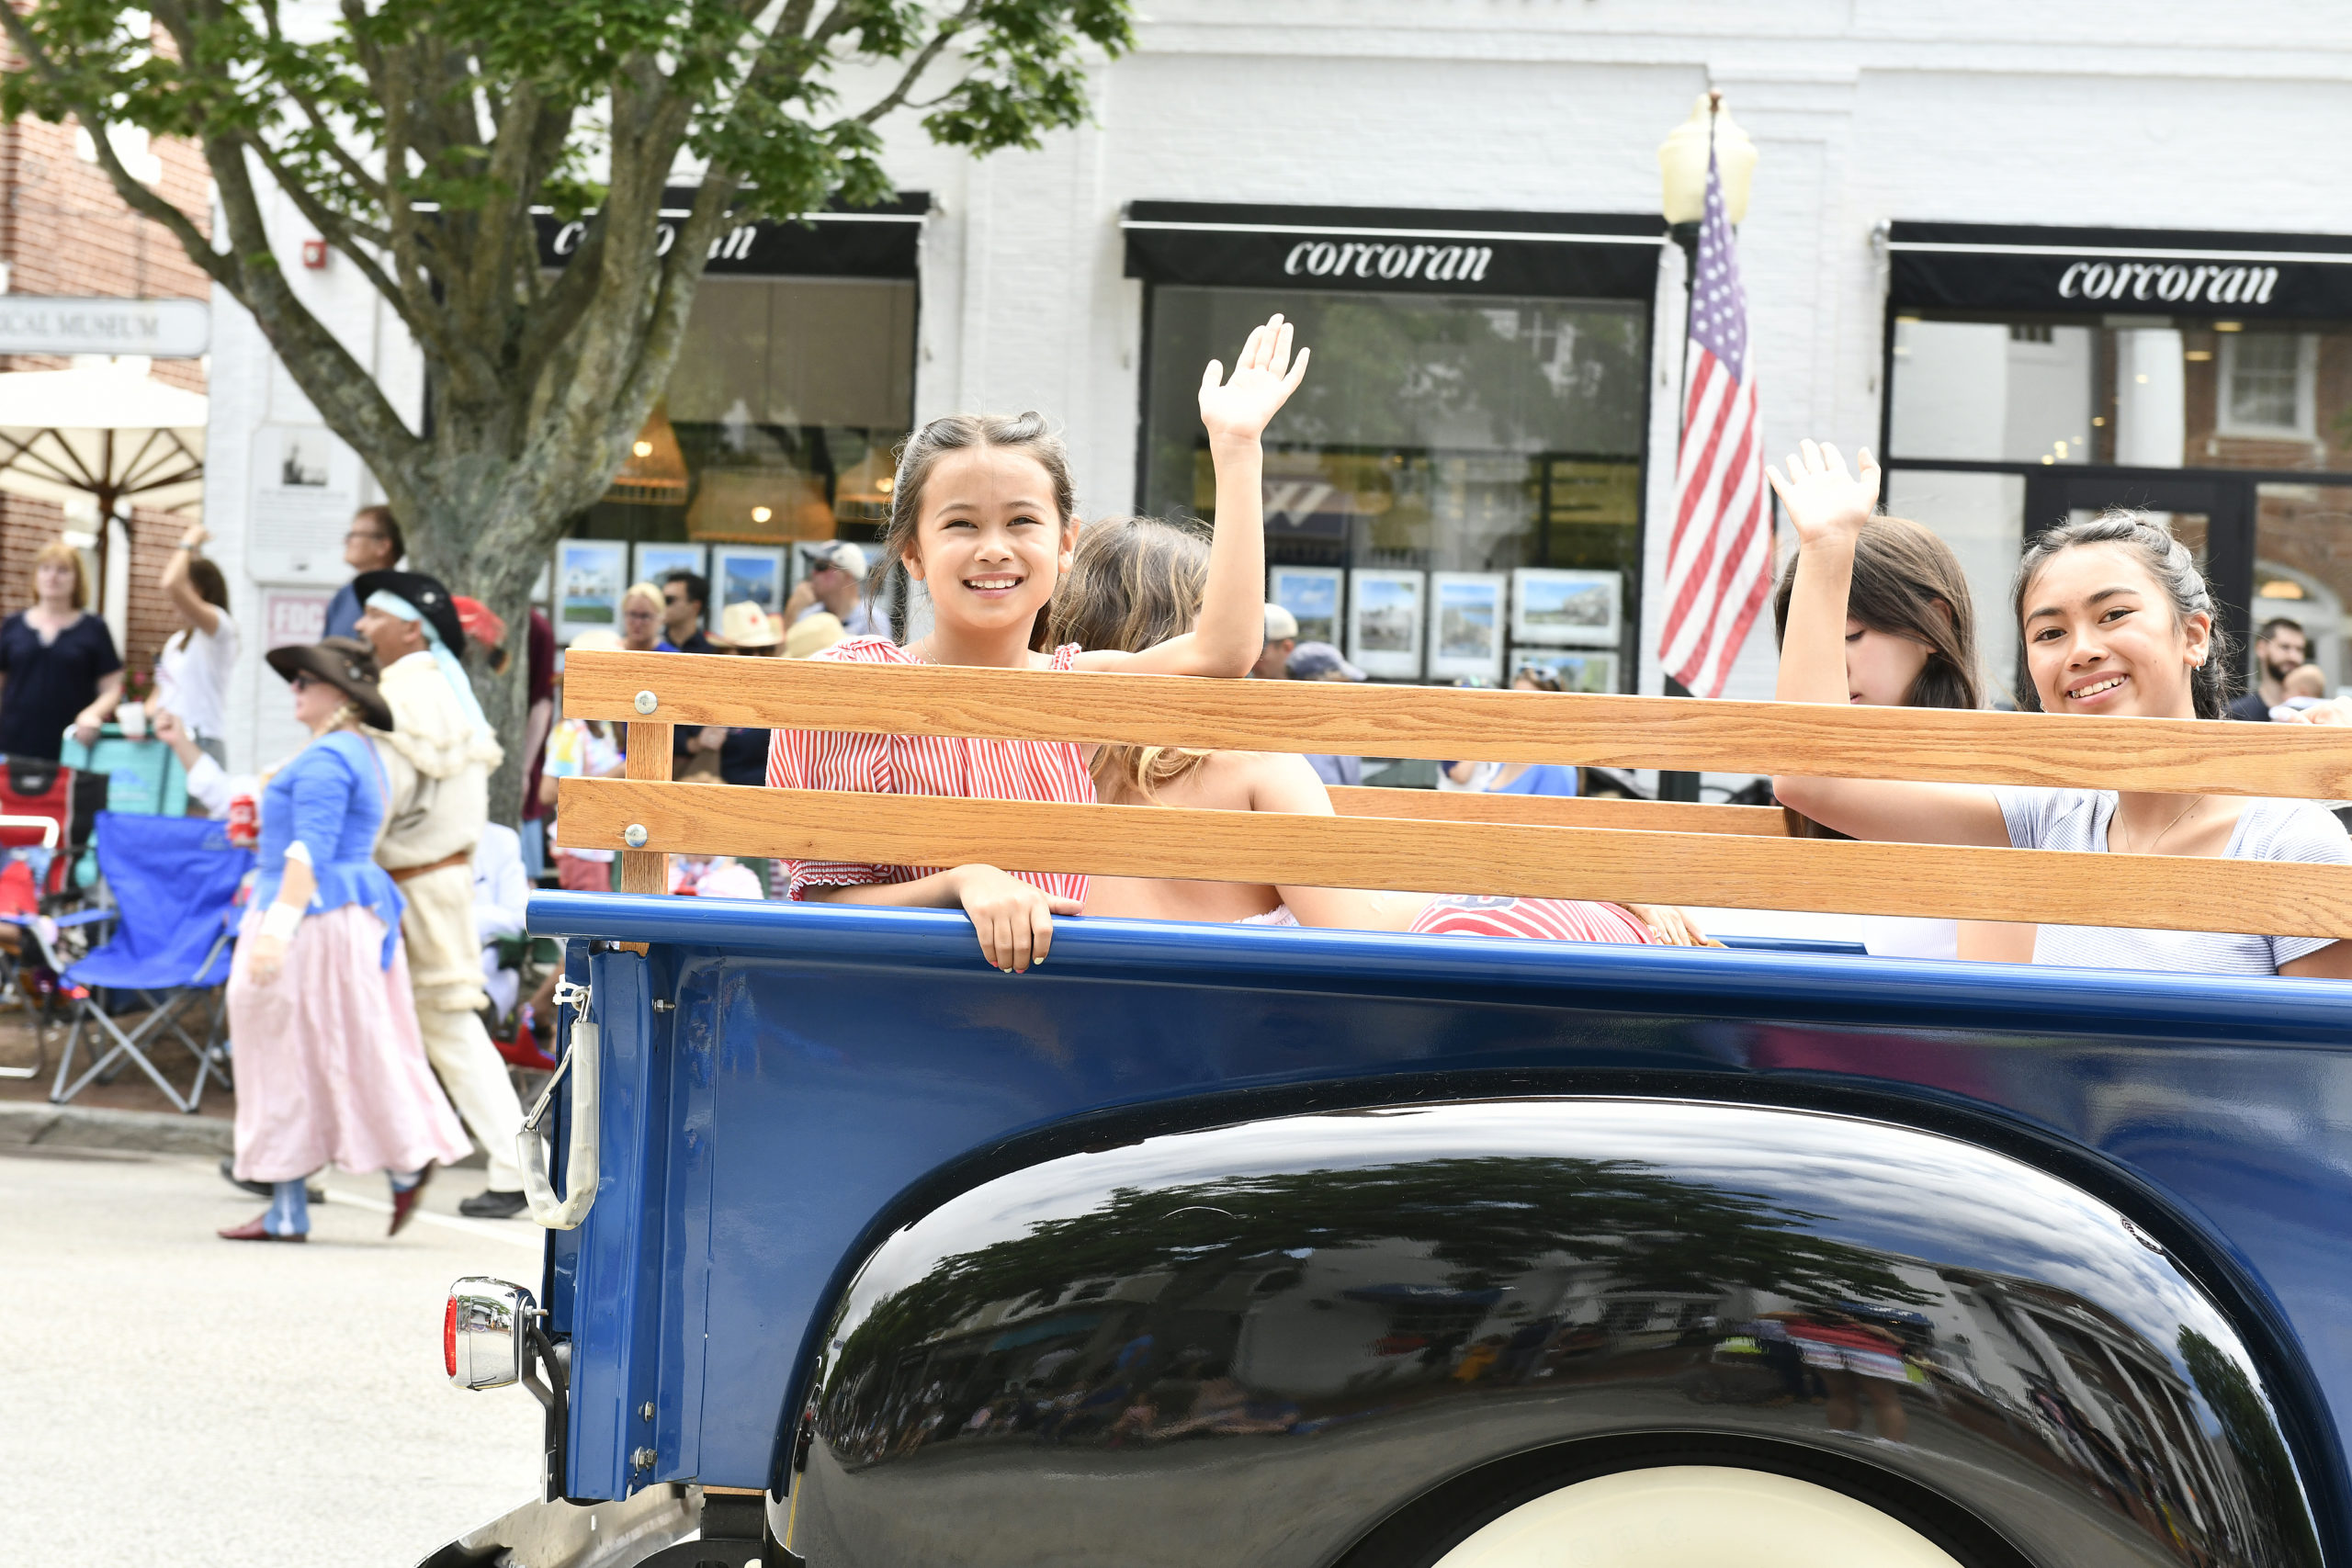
351, 570, 531, 1220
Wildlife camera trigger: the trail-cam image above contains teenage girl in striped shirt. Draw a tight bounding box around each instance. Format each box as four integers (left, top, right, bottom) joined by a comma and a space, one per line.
769, 314, 1310, 973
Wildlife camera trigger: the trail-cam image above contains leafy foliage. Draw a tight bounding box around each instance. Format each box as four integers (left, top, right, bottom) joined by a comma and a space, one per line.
0, 0, 1131, 812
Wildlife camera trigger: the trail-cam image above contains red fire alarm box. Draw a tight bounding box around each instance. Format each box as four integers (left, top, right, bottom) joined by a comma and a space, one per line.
300, 237, 328, 269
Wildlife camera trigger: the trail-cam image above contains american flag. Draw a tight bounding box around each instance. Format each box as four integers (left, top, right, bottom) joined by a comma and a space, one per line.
1657, 127, 1769, 699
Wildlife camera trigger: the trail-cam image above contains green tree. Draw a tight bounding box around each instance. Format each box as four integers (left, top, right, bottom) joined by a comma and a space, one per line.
0, 0, 1131, 811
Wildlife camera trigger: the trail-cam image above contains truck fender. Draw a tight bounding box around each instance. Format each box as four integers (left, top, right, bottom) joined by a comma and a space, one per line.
783, 1097, 2323, 1568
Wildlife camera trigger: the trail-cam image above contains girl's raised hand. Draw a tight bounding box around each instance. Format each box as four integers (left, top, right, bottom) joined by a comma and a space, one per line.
1198, 313, 1310, 446
1764, 440, 1880, 550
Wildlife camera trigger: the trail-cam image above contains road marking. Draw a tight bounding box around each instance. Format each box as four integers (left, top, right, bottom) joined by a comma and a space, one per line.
323, 1182, 545, 1252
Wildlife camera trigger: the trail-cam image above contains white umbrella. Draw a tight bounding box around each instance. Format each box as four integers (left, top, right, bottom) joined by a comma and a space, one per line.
0, 366, 206, 610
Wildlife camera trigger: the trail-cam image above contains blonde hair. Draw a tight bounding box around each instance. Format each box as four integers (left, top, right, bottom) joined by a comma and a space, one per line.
621, 581, 665, 616
1044, 514, 1216, 800
30, 539, 88, 610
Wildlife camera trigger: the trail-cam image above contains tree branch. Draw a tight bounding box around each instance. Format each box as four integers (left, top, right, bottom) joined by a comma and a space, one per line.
255, 0, 387, 208
853, 5, 978, 128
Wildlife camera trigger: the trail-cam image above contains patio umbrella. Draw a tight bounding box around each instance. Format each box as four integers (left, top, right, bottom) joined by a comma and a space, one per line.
0, 365, 207, 611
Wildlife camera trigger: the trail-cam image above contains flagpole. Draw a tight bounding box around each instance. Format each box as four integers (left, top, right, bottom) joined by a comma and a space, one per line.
1657, 93, 1720, 806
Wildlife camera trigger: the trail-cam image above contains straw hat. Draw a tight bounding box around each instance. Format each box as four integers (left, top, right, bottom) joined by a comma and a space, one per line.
714, 601, 784, 649
785, 611, 847, 660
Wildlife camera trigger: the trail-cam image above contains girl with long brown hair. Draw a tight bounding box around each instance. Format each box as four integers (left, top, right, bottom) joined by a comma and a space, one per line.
768, 315, 1307, 974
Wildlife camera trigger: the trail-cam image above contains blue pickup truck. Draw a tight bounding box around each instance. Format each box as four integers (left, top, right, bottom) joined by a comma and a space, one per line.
424, 654, 2352, 1568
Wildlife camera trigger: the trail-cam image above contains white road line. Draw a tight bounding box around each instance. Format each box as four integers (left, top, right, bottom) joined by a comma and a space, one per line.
324, 1182, 545, 1252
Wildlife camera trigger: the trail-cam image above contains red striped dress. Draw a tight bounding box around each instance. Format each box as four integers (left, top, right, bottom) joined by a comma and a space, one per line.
765, 637, 1097, 902
1408, 895, 1656, 945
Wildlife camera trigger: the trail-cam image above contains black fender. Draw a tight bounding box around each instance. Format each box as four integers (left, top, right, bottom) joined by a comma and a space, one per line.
781, 1097, 2322, 1568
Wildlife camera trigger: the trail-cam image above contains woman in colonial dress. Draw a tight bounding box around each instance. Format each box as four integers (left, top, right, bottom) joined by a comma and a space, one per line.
218, 637, 471, 1243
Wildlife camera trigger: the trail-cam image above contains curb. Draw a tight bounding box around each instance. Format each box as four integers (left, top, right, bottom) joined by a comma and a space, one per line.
0, 1099, 232, 1157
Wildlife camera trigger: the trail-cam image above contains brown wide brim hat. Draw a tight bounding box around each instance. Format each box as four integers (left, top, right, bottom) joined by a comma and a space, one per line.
266, 637, 395, 731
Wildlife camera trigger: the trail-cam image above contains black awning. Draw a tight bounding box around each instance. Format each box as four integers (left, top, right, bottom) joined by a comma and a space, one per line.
1889, 220, 2352, 320
535, 190, 930, 279
1124, 202, 1664, 300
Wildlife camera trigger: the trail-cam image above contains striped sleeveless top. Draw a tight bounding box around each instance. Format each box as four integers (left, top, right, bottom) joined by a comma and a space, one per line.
765, 637, 1098, 902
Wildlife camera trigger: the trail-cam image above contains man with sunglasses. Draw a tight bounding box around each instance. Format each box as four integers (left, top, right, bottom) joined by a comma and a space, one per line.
323, 505, 404, 640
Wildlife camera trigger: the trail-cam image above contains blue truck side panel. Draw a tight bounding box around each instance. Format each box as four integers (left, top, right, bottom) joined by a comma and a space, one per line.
529, 892, 2352, 1544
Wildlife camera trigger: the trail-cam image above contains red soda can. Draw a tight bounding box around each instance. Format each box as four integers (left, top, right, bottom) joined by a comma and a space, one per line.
227, 793, 259, 849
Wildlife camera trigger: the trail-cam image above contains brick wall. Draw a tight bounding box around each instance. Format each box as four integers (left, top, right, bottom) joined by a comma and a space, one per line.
0, 91, 211, 672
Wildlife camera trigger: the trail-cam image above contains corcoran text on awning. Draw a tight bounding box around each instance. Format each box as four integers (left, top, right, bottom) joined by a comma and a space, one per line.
1123, 202, 1666, 300
1888, 220, 2352, 320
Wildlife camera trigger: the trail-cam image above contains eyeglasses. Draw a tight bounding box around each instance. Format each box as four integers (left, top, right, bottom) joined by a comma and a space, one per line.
289, 671, 320, 692
344, 530, 388, 544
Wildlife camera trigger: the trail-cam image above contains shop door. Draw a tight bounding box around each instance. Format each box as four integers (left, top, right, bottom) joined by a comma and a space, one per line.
2021, 469, 2254, 663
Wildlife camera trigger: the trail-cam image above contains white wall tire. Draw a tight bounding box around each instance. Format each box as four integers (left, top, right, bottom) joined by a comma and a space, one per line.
1431, 1464, 1967, 1568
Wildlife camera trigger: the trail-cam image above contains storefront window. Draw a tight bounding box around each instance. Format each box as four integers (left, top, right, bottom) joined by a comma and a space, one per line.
1140, 285, 1647, 687
573, 276, 916, 552
2255, 482, 2352, 691
1890, 313, 2352, 473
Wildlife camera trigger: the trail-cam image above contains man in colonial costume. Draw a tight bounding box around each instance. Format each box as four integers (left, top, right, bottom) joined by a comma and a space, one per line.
353, 570, 531, 1219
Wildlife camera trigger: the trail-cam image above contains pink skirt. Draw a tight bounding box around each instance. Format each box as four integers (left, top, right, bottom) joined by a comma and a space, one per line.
226, 903, 473, 1183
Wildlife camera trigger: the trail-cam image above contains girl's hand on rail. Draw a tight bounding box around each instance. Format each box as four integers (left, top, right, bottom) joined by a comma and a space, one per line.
1764, 440, 1880, 553
948, 864, 1083, 974
1626, 904, 1725, 948
1198, 313, 1309, 447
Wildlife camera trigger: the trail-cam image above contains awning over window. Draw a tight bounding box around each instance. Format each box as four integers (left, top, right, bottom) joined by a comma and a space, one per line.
1124, 202, 1664, 299
1888, 220, 2352, 320
535, 189, 930, 279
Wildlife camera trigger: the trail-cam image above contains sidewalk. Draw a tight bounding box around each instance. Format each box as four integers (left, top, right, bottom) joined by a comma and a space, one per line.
0, 1009, 488, 1168
0, 1008, 236, 1155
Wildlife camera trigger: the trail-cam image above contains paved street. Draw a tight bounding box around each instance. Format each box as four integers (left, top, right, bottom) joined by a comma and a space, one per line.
1, 1143, 548, 1567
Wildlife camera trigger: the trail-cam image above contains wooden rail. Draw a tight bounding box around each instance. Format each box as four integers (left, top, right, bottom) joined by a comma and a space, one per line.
560, 650, 2352, 800
553, 779, 2352, 940
1327, 787, 1793, 837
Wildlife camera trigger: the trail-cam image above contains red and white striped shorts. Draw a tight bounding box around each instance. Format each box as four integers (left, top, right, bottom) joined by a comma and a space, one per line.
1408, 896, 1656, 945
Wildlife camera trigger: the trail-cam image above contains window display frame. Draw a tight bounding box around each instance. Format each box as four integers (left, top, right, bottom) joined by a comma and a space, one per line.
1346, 569, 1427, 680
1426, 571, 1507, 683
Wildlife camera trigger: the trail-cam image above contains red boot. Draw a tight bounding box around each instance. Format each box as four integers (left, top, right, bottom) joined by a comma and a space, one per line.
219, 1213, 306, 1243
390, 1165, 435, 1236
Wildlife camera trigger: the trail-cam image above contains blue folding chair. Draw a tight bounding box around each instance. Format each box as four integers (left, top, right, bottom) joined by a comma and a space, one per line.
50, 813, 253, 1113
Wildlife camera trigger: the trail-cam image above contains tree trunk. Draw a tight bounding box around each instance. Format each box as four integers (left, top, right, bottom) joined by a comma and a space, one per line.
399, 476, 597, 829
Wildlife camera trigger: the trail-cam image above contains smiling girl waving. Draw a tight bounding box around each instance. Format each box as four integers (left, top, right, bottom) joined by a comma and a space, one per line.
768, 314, 1309, 973
1768, 439, 2352, 979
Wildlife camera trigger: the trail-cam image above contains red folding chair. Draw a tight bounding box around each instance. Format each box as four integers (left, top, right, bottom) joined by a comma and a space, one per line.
0, 758, 107, 1065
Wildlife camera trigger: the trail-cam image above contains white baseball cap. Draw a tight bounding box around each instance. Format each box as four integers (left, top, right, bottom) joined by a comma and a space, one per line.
1263, 604, 1299, 642
807, 541, 868, 577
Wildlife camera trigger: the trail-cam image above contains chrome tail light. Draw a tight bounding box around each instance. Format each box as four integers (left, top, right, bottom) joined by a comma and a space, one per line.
446, 1276, 537, 1391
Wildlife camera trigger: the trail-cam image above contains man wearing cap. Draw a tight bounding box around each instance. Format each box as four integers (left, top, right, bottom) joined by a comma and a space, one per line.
1252, 604, 1298, 680
783, 542, 884, 637
352, 570, 531, 1219
1286, 640, 1366, 787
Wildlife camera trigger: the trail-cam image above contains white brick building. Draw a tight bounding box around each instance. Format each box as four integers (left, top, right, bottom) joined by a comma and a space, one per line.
203, 4, 2352, 783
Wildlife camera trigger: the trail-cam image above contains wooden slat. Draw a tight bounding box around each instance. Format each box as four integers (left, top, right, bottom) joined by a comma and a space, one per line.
1329, 786, 1793, 837
560, 650, 2352, 802
618, 720, 673, 895
554, 777, 2352, 940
